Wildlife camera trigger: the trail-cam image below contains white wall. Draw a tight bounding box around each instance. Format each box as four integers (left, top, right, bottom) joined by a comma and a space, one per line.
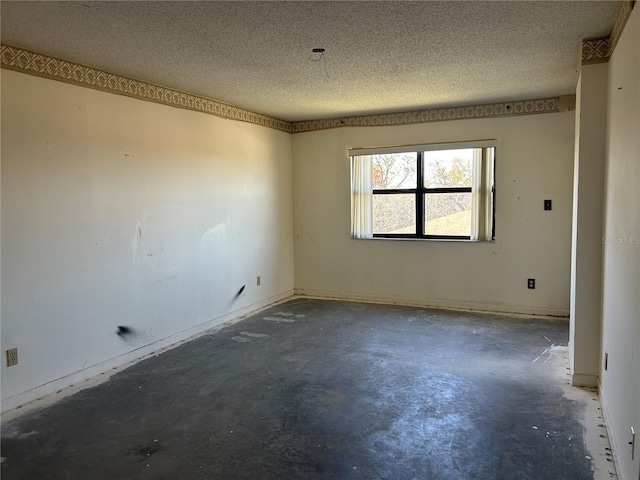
292, 113, 575, 316
0, 70, 294, 411
570, 64, 608, 387
599, 5, 640, 479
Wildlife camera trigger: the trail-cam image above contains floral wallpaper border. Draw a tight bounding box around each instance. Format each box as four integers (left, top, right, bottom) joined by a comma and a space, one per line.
291, 98, 560, 133
2, 45, 568, 134
0, 44, 291, 133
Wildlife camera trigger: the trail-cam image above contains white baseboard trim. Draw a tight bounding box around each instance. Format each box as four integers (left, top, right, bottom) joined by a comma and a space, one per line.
571, 373, 599, 387
293, 289, 570, 318
599, 380, 623, 480
1, 289, 294, 416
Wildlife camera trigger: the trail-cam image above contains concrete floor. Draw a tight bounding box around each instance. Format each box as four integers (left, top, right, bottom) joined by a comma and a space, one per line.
1, 298, 616, 479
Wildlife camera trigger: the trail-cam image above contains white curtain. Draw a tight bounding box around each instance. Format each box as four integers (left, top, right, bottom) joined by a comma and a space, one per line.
470, 147, 493, 241
350, 155, 373, 238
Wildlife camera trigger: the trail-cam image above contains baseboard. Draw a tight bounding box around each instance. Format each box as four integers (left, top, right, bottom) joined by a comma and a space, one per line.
571, 373, 599, 387
599, 379, 623, 479
1, 289, 294, 416
293, 289, 570, 318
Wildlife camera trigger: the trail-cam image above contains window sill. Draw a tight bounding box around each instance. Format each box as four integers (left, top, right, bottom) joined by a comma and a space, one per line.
353, 236, 495, 243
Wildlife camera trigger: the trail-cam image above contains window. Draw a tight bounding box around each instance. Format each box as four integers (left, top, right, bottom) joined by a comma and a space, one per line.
350, 141, 495, 241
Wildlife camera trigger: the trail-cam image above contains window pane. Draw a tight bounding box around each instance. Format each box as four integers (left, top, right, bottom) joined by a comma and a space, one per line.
373, 194, 416, 234
423, 149, 473, 188
371, 153, 417, 189
424, 192, 472, 236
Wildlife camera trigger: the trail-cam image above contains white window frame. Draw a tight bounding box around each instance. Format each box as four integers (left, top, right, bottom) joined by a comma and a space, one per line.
350, 141, 496, 241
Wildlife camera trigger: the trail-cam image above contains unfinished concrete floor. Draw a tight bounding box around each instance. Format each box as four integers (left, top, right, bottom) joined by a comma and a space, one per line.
1, 298, 615, 479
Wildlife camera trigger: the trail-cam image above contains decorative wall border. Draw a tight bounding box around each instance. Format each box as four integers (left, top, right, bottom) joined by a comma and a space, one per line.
2, 44, 564, 135
290, 98, 560, 133
0, 45, 291, 133
609, 0, 634, 55
581, 37, 610, 65
581, 1, 635, 66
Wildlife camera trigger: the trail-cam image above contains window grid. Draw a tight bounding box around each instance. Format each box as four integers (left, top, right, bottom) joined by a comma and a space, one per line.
372, 152, 474, 240
351, 143, 495, 241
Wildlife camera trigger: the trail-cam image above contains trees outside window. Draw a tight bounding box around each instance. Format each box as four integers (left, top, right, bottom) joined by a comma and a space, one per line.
351, 143, 495, 241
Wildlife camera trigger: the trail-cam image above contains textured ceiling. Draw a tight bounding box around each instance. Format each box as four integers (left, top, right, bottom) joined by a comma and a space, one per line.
1, 1, 620, 122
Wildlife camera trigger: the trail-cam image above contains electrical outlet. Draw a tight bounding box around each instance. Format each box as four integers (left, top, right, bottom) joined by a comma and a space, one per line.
256, 276, 261, 286
544, 199, 552, 210
528, 278, 536, 289
6, 348, 18, 367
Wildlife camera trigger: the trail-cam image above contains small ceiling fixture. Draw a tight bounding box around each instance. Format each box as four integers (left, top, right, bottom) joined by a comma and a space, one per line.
309, 48, 329, 79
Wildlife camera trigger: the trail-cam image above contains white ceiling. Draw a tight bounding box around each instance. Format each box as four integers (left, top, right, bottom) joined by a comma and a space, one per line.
1, 1, 620, 122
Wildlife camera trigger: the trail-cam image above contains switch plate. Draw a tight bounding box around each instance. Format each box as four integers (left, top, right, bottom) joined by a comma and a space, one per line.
544, 199, 552, 210
256, 276, 261, 286
528, 278, 536, 289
